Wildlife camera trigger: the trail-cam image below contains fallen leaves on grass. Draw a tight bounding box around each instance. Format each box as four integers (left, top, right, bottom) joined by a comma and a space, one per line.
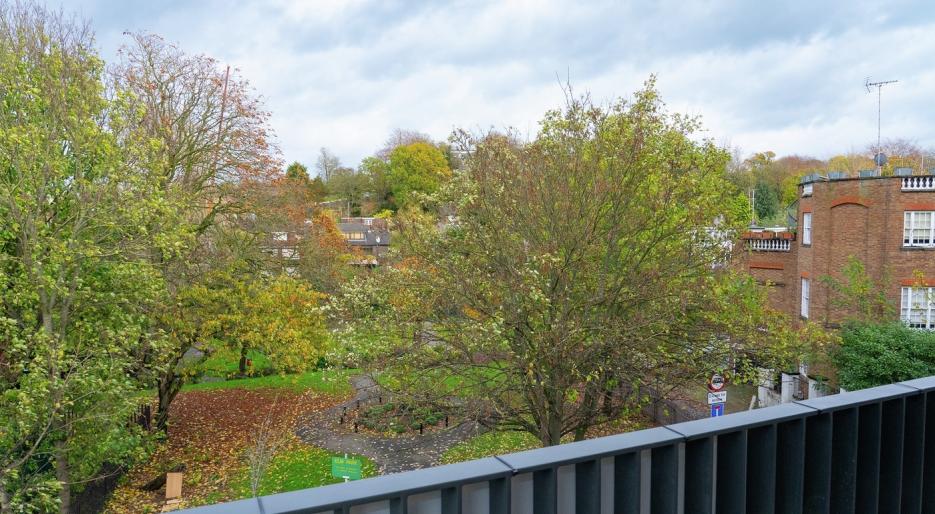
104, 388, 348, 513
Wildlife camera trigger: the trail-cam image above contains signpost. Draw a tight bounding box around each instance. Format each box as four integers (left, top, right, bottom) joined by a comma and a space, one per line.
708, 372, 727, 417
710, 403, 725, 417
708, 373, 725, 392
331, 455, 362, 482
707, 391, 727, 405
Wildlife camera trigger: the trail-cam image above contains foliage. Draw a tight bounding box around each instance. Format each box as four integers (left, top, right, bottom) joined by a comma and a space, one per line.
113, 31, 283, 433
232, 444, 376, 497
357, 402, 447, 434
296, 211, 361, 294
103, 383, 351, 512
835, 322, 935, 390
181, 369, 355, 394
386, 142, 451, 210
233, 275, 333, 374
820, 256, 895, 323
753, 181, 778, 224
336, 80, 794, 446
325, 167, 369, 216
441, 431, 540, 464
0, 5, 169, 510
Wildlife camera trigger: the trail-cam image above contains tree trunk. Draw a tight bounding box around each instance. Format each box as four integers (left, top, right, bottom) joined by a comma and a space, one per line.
239, 345, 248, 375
55, 440, 70, 514
155, 372, 182, 432
0, 485, 12, 514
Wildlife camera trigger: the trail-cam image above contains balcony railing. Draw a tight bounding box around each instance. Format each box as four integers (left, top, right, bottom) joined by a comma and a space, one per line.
180, 376, 935, 514
902, 175, 935, 191
747, 239, 791, 252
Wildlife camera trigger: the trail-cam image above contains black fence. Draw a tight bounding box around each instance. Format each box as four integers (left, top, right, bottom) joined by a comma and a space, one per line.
180, 376, 935, 514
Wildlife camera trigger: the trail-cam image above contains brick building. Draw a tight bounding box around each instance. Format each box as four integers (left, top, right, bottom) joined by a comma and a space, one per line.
737, 170, 935, 328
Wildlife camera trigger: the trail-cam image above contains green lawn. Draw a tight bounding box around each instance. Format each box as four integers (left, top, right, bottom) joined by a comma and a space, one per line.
231, 445, 377, 497
196, 348, 274, 377
441, 430, 541, 464
181, 368, 355, 395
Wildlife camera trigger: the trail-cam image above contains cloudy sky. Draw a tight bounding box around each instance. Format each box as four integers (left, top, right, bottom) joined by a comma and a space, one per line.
70, 0, 935, 171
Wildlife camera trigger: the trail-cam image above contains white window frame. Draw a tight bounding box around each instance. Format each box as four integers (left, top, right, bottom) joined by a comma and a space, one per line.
801, 278, 810, 318
801, 213, 812, 245
903, 211, 935, 247
802, 183, 813, 197
901, 286, 935, 329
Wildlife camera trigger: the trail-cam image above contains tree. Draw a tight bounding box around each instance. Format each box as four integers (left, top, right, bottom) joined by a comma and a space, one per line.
753, 181, 779, 224
297, 211, 360, 295
114, 32, 282, 432
286, 161, 309, 180
337, 81, 788, 446
377, 128, 433, 160
326, 167, 368, 216
315, 147, 341, 182
386, 142, 451, 210
0, 5, 165, 511
235, 276, 332, 373
359, 156, 392, 211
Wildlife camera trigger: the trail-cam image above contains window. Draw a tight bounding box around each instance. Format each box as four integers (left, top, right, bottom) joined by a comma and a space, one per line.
903, 211, 934, 247
272, 231, 288, 242
901, 287, 934, 329
801, 278, 810, 318
343, 232, 365, 241
802, 213, 812, 245
802, 183, 813, 196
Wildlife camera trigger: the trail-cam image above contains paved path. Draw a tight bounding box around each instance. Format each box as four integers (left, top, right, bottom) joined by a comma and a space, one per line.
296, 375, 481, 474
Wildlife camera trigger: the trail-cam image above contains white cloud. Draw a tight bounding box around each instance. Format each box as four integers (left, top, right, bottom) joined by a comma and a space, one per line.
72, 0, 935, 169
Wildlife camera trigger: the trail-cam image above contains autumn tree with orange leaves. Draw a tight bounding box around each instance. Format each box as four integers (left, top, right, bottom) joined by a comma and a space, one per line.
113, 32, 285, 431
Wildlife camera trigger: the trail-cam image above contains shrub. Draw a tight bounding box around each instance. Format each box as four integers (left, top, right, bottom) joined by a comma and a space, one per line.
835, 322, 935, 390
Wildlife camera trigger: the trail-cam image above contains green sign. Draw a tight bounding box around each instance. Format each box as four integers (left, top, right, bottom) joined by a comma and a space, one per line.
331, 456, 362, 480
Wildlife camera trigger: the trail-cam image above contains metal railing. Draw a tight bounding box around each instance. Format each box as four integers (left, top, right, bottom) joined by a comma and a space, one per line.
746, 239, 791, 252
180, 376, 935, 514
903, 175, 935, 191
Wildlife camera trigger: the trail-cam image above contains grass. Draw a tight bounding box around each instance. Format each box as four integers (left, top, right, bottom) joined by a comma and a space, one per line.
441, 430, 541, 464
198, 348, 274, 377
685, 383, 757, 414
232, 444, 377, 497
181, 368, 355, 395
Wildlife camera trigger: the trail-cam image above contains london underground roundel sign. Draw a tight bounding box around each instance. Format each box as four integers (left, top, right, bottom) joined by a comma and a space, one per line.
708, 373, 726, 392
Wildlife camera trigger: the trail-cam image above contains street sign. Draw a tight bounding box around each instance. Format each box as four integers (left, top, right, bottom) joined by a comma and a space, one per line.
331, 456, 362, 481
710, 403, 725, 417
708, 373, 726, 392
707, 391, 727, 405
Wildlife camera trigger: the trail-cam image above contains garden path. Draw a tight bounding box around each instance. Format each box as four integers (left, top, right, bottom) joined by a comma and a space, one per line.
295, 375, 481, 473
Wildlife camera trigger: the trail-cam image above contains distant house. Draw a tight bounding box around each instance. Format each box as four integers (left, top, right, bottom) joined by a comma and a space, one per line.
262, 230, 302, 275
338, 217, 390, 263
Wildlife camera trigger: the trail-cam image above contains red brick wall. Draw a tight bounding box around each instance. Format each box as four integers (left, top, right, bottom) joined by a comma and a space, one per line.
735, 176, 935, 325
798, 177, 935, 325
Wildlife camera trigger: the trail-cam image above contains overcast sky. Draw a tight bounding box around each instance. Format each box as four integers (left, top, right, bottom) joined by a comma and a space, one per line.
69, 0, 935, 171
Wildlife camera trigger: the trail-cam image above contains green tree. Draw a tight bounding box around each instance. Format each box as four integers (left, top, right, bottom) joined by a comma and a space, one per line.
326, 167, 368, 216
286, 161, 309, 180
0, 5, 166, 510
753, 181, 779, 224
337, 81, 791, 446
386, 142, 451, 210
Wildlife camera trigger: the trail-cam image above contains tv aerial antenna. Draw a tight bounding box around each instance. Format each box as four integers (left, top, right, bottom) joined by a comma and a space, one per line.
864, 77, 898, 169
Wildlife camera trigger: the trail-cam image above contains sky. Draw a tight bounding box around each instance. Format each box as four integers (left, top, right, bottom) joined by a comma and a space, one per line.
68, 0, 935, 172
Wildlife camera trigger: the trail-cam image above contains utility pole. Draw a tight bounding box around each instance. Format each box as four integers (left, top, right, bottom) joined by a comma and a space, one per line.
865, 78, 898, 171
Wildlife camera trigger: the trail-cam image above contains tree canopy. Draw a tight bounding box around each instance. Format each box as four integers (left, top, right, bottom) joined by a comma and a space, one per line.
336, 82, 793, 446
